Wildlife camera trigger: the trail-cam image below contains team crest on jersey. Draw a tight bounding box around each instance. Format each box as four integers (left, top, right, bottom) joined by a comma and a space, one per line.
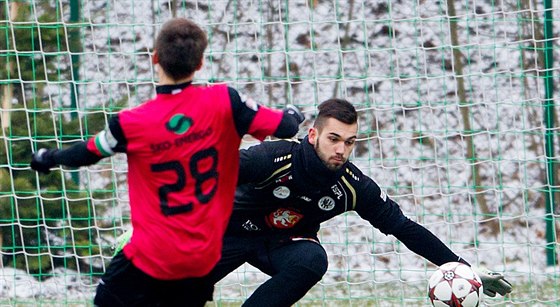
318, 196, 335, 211
273, 186, 290, 199
268, 208, 303, 229
166, 114, 192, 135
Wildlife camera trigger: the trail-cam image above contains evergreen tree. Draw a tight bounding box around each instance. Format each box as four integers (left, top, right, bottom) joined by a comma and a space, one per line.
0, 1, 113, 280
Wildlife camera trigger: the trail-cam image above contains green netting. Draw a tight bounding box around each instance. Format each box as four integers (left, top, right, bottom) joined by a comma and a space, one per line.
0, 0, 559, 306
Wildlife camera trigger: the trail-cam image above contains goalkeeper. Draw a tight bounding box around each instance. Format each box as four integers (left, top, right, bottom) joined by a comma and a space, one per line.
30, 18, 304, 307
116, 99, 513, 306
209, 98, 512, 306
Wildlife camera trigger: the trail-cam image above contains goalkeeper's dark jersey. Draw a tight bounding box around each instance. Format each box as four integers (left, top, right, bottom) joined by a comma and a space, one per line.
227, 137, 466, 266
83, 83, 299, 279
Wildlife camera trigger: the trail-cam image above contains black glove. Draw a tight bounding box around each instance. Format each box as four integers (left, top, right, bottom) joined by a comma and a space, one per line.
284, 104, 305, 125
473, 267, 513, 297
30, 148, 58, 174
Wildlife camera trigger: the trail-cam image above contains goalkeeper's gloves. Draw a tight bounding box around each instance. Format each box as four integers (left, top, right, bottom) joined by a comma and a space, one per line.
284, 104, 305, 125
30, 148, 58, 174
112, 229, 133, 256
473, 267, 513, 297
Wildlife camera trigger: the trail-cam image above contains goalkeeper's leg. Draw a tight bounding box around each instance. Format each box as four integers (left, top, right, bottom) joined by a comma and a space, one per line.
243, 239, 328, 307
207, 235, 258, 284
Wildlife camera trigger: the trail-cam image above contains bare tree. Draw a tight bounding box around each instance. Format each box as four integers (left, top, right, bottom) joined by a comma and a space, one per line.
0, 2, 18, 131
447, 0, 499, 234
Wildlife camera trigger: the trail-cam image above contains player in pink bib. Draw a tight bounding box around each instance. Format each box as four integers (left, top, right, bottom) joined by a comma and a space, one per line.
30, 18, 304, 307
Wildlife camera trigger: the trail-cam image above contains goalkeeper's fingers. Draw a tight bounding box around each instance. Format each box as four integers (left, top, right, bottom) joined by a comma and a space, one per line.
484, 278, 512, 297
483, 288, 497, 297
474, 267, 513, 297
494, 277, 513, 296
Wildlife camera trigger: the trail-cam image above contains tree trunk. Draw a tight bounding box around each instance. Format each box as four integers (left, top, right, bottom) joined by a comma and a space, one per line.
332, 0, 354, 98
447, 0, 499, 235
0, 0, 19, 262
1, 2, 18, 130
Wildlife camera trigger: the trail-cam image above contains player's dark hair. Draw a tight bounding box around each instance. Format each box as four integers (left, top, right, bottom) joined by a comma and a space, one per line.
155, 18, 208, 81
314, 99, 357, 129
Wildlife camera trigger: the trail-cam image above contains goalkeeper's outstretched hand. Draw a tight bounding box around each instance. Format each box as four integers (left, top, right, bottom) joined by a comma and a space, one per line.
30, 148, 58, 174
473, 267, 513, 297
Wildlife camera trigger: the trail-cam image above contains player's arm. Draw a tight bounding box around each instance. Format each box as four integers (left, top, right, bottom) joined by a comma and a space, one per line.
355, 179, 512, 297
393, 219, 513, 296
388, 216, 469, 266
237, 142, 277, 185
30, 116, 126, 174
229, 87, 304, 141
354, 181, 467, 265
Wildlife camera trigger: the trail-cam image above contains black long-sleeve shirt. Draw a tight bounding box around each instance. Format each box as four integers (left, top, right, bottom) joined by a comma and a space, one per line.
226, 136, 468, 267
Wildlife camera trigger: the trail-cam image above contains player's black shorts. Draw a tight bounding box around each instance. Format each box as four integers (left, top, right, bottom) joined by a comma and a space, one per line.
94, 251, 213, 307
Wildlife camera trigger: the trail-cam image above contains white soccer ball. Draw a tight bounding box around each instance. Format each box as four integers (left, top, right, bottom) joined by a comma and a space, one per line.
428, 262, 483, 307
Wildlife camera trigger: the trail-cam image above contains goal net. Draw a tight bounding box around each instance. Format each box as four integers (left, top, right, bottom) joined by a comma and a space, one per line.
1, 0, 559, 305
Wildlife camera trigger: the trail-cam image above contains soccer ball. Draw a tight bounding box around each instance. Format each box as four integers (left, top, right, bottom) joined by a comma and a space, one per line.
428, 262, 483, 307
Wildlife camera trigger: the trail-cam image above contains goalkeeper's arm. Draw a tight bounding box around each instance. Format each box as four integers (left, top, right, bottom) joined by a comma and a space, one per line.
390, 218, 513, 297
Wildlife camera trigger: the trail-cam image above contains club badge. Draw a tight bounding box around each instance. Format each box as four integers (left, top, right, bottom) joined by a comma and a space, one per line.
268, 208, 303, 229
318, 196, 335, 211
273, 186, 290, 199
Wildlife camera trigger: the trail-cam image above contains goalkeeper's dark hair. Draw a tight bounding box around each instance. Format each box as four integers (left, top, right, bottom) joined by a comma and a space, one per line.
314, 99, 357, 129
155, 18, 207, 81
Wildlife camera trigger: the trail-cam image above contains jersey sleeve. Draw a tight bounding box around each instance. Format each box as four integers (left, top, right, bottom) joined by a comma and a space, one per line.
238, 142, 276, 185
354, 178, 409, 234
228, 87, 298, 141
355, 177, 468, 266
50, 115, 127, 167
389, 218, 470, 266
86, 115, 127, 156
50, 141, 102, 167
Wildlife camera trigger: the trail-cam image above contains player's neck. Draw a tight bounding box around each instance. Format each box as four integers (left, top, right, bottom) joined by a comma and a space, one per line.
157, 69, 194, 85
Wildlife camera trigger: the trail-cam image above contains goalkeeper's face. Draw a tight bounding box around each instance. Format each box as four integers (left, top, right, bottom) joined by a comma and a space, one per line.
309, 118, 358, 171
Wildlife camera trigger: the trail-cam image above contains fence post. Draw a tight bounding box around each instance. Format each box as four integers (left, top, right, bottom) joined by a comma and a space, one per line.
542, 0, 557, 267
